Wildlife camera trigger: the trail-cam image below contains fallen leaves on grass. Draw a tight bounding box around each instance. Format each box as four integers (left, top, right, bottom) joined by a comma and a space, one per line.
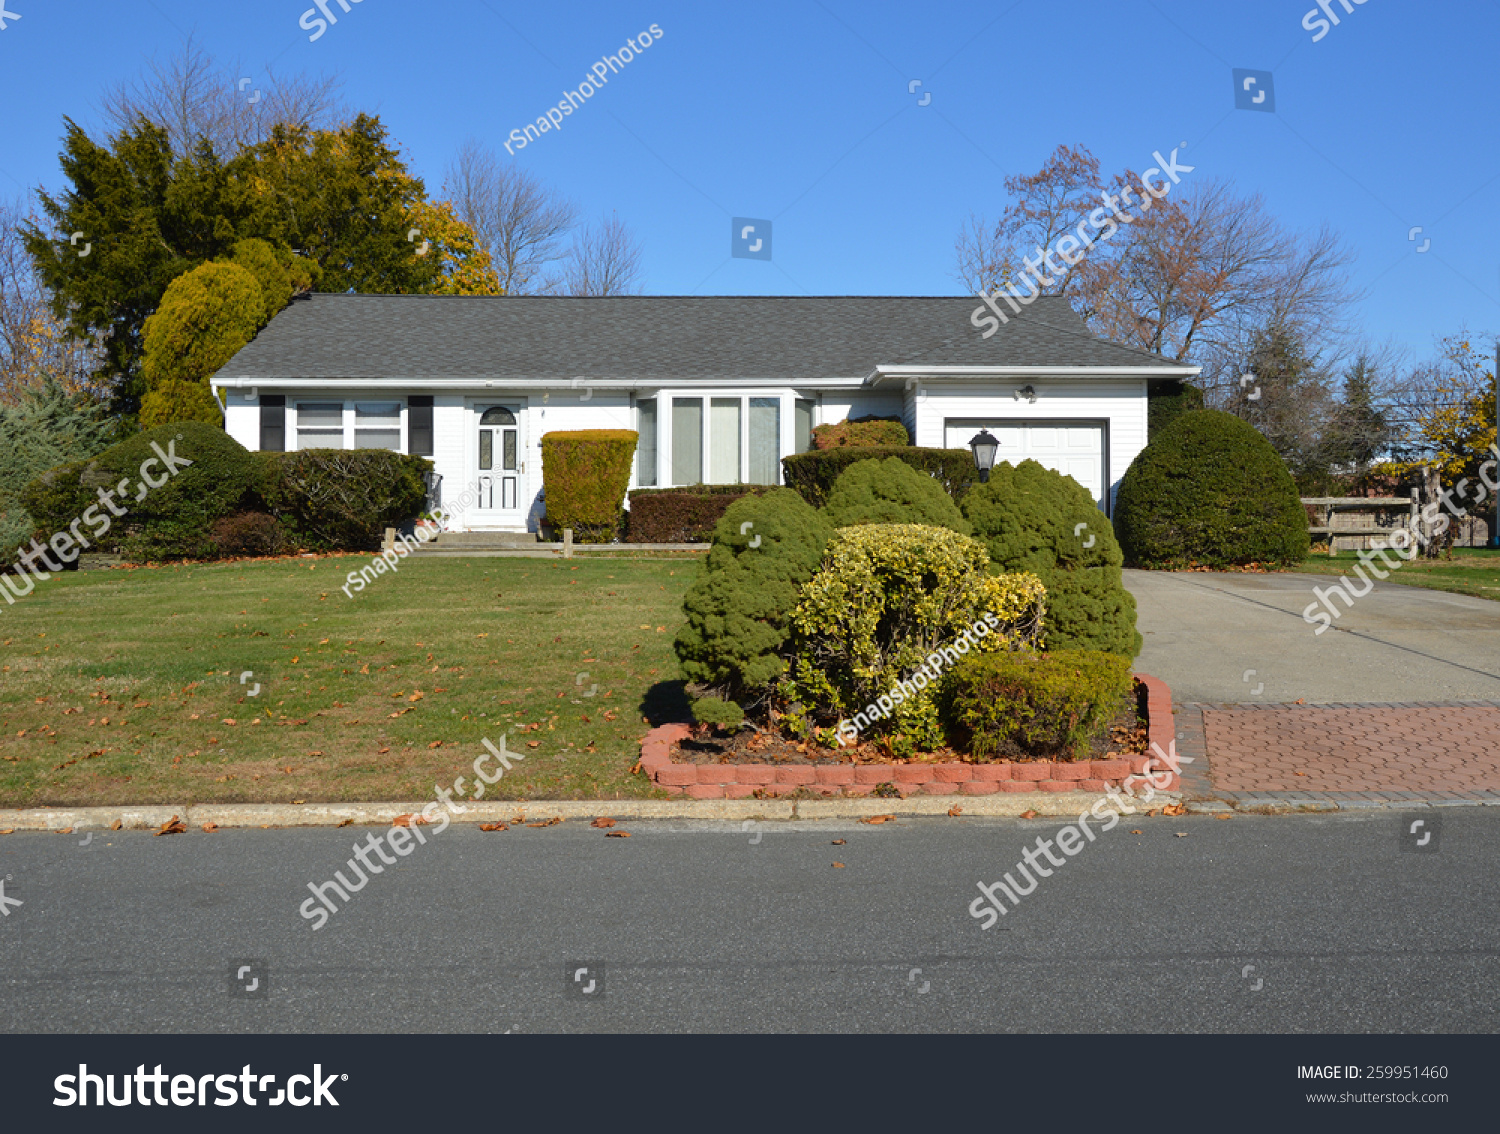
860, 814, 896, 825
478, 822, 509, 832
629, 760, 643, 776
154, 816, 187, 836
590, 817, 617, 828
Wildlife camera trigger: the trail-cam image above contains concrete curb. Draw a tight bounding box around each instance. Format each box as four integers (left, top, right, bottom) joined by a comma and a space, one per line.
0, 792, 1186, 831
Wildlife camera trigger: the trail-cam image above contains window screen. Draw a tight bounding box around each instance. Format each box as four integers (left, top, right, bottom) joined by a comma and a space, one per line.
296, 402, 343, 450
355, 402, 401, 450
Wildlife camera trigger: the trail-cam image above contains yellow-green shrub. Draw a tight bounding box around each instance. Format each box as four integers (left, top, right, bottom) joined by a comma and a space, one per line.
780, 523, 1044, 752
939, 648, 1135, 760
540, 429, 638, 543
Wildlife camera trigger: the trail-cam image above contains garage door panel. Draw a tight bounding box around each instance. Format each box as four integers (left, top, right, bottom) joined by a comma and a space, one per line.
945, 418, 1106, 511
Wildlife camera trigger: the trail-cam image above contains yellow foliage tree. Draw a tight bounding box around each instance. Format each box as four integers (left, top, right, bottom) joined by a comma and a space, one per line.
405, 198, 503, 296
1379, 337, 1496, 487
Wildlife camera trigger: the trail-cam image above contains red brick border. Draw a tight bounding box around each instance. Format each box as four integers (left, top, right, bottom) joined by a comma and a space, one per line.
639, 673, 1178, 796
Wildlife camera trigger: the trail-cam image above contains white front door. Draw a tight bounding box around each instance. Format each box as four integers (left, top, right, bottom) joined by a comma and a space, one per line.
470, 402, 529, 529
945, 418, 1107, 511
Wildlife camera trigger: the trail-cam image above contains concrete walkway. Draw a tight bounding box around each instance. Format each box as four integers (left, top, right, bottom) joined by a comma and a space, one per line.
1127, 569, 1500, 703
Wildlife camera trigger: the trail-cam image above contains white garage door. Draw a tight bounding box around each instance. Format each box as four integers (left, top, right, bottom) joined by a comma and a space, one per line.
944, 419, 1106, 511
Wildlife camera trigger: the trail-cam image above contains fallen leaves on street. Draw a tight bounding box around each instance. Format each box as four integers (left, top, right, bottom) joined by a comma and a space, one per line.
153, 816, 187, 836
590, 817, 616, 828
860, 814, 895, 825
478, 822, 509, 832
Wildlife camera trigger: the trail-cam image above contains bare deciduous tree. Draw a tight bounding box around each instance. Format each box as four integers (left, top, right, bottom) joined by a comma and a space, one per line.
955, 145, 1360, 396
97, 32, 347, 159
551, 211, 644, 297
955, 144, 1101, 298
443, 140, 579, 295
0, 198, 100, 405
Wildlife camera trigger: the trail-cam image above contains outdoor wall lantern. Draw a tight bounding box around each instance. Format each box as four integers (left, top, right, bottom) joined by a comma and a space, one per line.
968, 430, 1000, 483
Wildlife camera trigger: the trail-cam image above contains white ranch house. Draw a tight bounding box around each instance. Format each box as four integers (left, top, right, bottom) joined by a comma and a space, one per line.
210, 294, 1199, 532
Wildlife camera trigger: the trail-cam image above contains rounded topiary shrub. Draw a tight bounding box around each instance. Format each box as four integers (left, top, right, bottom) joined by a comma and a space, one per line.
675, 488, 835, 702
962, 459, 1141, 657
781, 523, 1045, 753
82, 422, 260, 560
822, 456, 970, 534
1115, 409, 1310, 568
939, 648, 1135, 761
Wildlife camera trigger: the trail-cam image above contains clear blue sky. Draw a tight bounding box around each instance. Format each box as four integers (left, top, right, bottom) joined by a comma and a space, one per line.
2, 0, 1495, 363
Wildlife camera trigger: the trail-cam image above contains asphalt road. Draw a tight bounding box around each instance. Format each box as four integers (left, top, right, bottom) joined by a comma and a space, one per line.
1127, 569, 1500, 703
2, 812, 1497, 1033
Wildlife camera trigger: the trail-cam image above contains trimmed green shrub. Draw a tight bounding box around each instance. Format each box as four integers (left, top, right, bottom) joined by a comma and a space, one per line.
1146, 378, 1204, 439
1115, 409, 1311, 569
261, 449, 431, 551
211, 511, 289, 558
811, 416, 909, 449
626, 484, 775, 543
540, 429, 638, 543
781, 524, 1046, 753
82, 421, 260, 560
822, 456, 971, 534
690, 696, 746, 730
675, 488, 835, 701
962, 459, 1140, 657
939, 648, 1135, 761
783, 446, 978, 509
15, 459, 92, 553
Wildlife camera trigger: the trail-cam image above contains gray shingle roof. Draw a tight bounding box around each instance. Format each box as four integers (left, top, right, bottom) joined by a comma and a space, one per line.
213, 294, 1199, 382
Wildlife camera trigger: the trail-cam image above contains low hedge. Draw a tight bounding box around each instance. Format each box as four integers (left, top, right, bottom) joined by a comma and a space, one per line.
541, 429, 638, 543
811, 416, 910, 449
261, 449, 431, 552
782, 446, 979, 509
822, 456, 971, 534
626, 484, 776, 543
939, 648, 1134, 761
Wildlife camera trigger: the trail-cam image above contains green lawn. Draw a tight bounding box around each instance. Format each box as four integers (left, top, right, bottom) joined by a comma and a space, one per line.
1292, 545, 1500, 602
0, 555, 697, 807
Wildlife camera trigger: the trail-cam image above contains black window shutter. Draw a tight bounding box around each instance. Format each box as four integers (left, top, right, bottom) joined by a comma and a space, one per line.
259, 395, 286, 452
408, 396, 434, 456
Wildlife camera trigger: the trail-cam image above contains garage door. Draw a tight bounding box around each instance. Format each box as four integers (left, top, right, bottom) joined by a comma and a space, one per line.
944, 419, 1106, 511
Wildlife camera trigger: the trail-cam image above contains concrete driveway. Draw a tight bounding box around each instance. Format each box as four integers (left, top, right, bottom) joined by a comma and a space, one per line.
1127, 570, 1500, 704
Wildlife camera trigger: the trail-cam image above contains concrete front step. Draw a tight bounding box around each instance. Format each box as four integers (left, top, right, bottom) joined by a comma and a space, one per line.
426, 531, 540, 548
